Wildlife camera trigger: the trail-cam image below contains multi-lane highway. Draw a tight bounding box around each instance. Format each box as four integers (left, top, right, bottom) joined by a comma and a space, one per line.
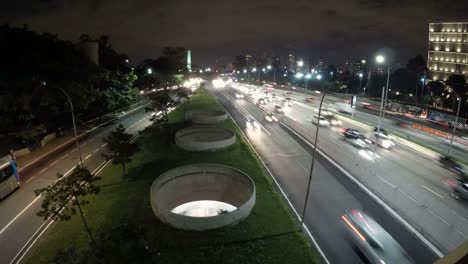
234, 83, 468, 253
208, 83, 441, 263
265, 85, 468, 161
0, 105, 154, 264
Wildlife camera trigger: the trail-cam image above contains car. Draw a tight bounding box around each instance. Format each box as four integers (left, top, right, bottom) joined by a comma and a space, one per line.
312, 115, 330, 126
286, 91, 293, 95
306, 97, 315, 103
281, 99, 292, 107
235, 93, 244, 99
265, 113, 279, 122
258, 98, 266, 105
448, 178, 468, 200
326, 114, 342, 126
439, 156, 466, 177
342, 209, 413, 264
246, 119, 260, 129
343, 128, 369, 149
366, 128, 395, 149
275, 105, 284, 113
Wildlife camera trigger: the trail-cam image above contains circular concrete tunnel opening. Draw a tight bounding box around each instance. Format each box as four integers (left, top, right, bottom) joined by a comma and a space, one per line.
150, 164, 256, 231
187, 110, 228, 124
175, 126, 236, 151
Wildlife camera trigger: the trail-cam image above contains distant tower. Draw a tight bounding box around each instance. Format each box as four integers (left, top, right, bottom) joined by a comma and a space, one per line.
187, 50, 192, 72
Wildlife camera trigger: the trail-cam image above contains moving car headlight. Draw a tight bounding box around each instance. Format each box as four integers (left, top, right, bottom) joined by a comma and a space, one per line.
265, 115, 273, 122
272, 116, 279, 122
381, 139, 393, 149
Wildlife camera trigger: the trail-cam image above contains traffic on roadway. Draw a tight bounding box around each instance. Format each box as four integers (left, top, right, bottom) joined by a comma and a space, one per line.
208, 79, 468, 263
0, 104, 154, 264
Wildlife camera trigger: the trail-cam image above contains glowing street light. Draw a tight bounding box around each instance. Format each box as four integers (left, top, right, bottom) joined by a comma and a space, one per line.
316, 74, 322, 80
243, 69, 247, 73
295, 72, 304, 78
262, 68, 266, 72
252, 67, 257, 72
147, 68, 152, 74
361, 59, 366, 64
267, 65, 272, 70
375, 55, 385, 64
305, 73, 312, 79
297, 60, 304, 67
358, 72, 364, 94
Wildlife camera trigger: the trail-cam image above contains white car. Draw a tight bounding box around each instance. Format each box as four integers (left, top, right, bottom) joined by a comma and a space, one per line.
246, 119, 260, 129
275, 105, 284, 113
365, 128, 395, 149
235, 93, 244, 99
265, 114, 279, 122
312, 115, 330, 126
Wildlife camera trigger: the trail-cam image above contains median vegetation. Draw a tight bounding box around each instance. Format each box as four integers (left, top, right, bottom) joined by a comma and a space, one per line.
25, 87, 316, 264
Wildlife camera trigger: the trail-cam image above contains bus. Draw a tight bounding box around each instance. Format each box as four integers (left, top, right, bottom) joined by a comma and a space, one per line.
0, 159, 19, 199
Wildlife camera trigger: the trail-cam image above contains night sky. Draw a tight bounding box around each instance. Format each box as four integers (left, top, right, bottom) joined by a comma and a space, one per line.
2, 0, 467, 66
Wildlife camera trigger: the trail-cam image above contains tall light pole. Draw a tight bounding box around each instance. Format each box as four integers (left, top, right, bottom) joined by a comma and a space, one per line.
420, 77, 426, 106
374, 54, 391, 151
252, 67, 257, 82
358, 73, 363, 94
447, 97, 462, 155
58, 87, 83, 165
261, 68, 266, 82
299, 92, 326, 231
267, 65, 276, 83
305, 74, 312, 89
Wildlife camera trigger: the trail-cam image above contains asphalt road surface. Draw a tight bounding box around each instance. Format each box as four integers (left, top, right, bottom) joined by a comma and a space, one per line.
0, 105, 154, 264
209, 83, 439, 264
234, 83, 468, 253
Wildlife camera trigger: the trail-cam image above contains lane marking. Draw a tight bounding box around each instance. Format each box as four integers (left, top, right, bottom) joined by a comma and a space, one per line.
50, 160, 59, 167
39, 167, 47, 174
101, 143, 107, 148
421, 185, 444, 199
281, 121, 445, 258
84, 154, 92, 160
94, 149, 100, 153
0, 165, 76, 236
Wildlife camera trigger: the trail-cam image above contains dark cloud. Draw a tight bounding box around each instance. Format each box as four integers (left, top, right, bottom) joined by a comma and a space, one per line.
2, 0, 467, 65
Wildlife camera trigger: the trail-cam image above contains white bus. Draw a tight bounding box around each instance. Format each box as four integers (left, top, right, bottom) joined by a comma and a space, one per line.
0, 159, 19, 199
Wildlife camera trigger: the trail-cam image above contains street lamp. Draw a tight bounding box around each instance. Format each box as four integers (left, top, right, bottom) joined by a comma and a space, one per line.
295, 72, 304, 78
297, 60, 304, 67
147, 68, 152, 74
374, 53, 391, 156
316, 74, 322, 80
358, 73, 363, 94
57, 87, 83, 165
448, 97, 462, 155
420, 77, 426, 106
267, 65, 272, 70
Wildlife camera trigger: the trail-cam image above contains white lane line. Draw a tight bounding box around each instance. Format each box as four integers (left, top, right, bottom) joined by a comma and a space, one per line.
281, 121, 445, 258
0, 165, 76, 236
421, 185, 444, 199
101, 143, 107, 148
94, 148, 100, 153
50, 160, 59, 167
85, 154, 92, 160
39, 167, 47, 174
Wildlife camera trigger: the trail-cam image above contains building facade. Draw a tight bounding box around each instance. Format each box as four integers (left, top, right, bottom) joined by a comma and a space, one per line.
288, 53, 296, 72
427, 22, 468, 81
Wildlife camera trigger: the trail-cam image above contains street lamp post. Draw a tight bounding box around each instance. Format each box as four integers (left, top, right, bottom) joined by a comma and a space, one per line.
447, 97, 462, 155
305, 74, 311, 89
58, 87, 83, 165
358, 73, 363, 94
299, 92, 326, 231
420, 77, 426, 106
374, 54, 391, 152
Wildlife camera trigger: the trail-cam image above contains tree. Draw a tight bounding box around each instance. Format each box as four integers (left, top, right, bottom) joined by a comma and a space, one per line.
102, 125, 139, 177
232, 55, 247, 71
406, 55, 427, 76
446, 74, 467, 97
35, 166, 100, 245
146, 90, 176, 125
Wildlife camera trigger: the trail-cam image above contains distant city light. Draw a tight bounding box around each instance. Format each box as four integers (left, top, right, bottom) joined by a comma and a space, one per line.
147, 68, 152, 74
243, 69, 247, 73
267, 65, 272, 70
297, 60, 304, 67
252, 67, 257, 72
305, 73, 312, 79
125, 59, 129, 63
361, 59, 366, 64
316, 74, 322, 80
295, 73, 304, 78
359, 73, 363, 78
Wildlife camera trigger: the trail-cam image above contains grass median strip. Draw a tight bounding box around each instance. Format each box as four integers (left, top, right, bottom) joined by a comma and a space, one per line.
25, 88, 316, 264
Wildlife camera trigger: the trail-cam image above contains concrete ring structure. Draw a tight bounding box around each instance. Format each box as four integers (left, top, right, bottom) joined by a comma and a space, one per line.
175, 126, 236, 151
150, 164, 256, 231
186, 110, 228, 124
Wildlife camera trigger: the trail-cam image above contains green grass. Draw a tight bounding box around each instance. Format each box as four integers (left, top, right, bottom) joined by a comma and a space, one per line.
25, 88, 316, 264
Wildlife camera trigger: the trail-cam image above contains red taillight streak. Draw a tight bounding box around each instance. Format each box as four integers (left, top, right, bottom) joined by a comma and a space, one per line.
447, 180, 457, 187
342, 215, 366, 241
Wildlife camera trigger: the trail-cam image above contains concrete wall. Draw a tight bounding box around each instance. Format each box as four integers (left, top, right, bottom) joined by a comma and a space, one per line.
41, 132, 56, 147
175, 127, 236, 151
150, 164, 256, 231
188, 110, 228, 124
